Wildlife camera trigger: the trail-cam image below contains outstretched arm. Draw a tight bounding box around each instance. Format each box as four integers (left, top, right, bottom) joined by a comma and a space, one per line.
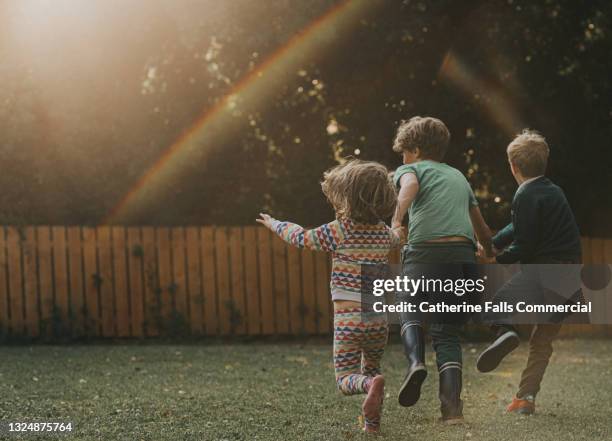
495, 196, 538, 264
492, 223, 514, 250
469, 205, 494, 256
391, 173, 419, 229
257, 213, 346, 252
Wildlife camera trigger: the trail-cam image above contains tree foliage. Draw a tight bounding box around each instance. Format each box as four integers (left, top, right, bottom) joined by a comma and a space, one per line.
0, 0, 610, 233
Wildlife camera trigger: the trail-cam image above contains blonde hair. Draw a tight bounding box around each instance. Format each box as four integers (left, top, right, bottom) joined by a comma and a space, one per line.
321, 160, 397, 224
507, 129, 549, 177
392, 116, 450, 160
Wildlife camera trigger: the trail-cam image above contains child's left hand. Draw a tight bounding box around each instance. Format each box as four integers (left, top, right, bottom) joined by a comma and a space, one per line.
256, 213, 276, 230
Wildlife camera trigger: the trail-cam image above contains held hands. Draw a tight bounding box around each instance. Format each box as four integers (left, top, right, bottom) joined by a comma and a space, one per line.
391, 225, 408, 244
476, 242, 497, 262
256, 213, 276, 230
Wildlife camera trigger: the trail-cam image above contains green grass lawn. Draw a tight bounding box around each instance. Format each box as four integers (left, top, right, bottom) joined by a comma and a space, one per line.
1, 339, 611, 440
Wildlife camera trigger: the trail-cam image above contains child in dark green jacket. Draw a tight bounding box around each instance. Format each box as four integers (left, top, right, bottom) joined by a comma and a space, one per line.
476, 129, 582, 415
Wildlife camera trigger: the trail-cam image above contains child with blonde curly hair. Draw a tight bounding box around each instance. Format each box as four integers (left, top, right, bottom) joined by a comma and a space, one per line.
257, 159, 402, 433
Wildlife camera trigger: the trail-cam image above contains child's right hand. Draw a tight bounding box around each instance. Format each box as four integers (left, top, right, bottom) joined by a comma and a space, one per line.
256, 213, 276, 230
476, 242, 485, 257
391, 225, 407, 244
476, 242, 496, 262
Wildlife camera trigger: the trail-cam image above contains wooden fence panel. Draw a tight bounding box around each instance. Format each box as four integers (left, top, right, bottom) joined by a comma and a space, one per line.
215, 228, 231, 335
112, 227, 130, 337
82, 227, 100, 336
6, 227, 24, 335
257, 228, 274, 335
229, 227, 246, 335
38, 227, 54, 336
52, 227, 69, 334
23, 228, 39, 338
141, 227, 158, 336
201, 227, 217, 335
589, 238, 606, 326
272, 235, 289, 334
301, 249, 317, 335
590, 238, 604, 263
287, 245, 303, 334
581, 237, 592, 264
0, 227, 7, 336
244, 227, 261, 335
171, 227, 188, 333
185, 227, 203, 335
0, 228, 610, 339
604, 239, 612, 336
67, 227, 84, 336
127, 227, 144, 337
156, 228, 172, 329
97, 226, 114, 337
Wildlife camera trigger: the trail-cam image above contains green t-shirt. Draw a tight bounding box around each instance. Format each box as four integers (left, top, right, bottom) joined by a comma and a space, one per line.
393, 160, 478, 245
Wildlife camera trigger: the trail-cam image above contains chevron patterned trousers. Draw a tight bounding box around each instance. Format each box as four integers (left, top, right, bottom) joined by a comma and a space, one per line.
333, 309, 388, 395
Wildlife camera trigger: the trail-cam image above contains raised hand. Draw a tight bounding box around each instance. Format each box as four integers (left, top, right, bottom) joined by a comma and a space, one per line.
256, 213, 276, 230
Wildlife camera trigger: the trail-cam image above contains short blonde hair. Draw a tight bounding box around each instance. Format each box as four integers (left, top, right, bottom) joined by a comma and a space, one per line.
507, 129, 549, 177
392, 116, 450, 160
321, 160, 397, 224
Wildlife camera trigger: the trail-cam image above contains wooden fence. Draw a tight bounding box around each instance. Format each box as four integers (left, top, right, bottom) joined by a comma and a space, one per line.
0, 226, 609, 340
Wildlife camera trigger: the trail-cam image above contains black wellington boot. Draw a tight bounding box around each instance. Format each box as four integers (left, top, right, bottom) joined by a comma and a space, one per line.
439, 366, 464, 424
398, 322, 427, 407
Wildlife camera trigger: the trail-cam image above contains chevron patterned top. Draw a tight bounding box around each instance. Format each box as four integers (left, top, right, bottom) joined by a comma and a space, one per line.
271, 218, 402, 302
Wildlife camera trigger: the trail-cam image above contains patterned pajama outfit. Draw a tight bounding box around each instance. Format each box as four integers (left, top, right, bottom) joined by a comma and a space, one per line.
270, 217, 400, 396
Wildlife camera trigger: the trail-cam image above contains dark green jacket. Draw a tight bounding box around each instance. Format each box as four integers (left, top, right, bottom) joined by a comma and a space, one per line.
493, 177, 581, 264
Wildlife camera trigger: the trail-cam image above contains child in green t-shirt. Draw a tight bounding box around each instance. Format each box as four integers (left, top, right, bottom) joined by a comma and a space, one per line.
391, 116, 493, 424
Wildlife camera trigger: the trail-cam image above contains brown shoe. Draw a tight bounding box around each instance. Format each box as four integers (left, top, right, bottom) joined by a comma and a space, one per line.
507, 395, 535, 415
